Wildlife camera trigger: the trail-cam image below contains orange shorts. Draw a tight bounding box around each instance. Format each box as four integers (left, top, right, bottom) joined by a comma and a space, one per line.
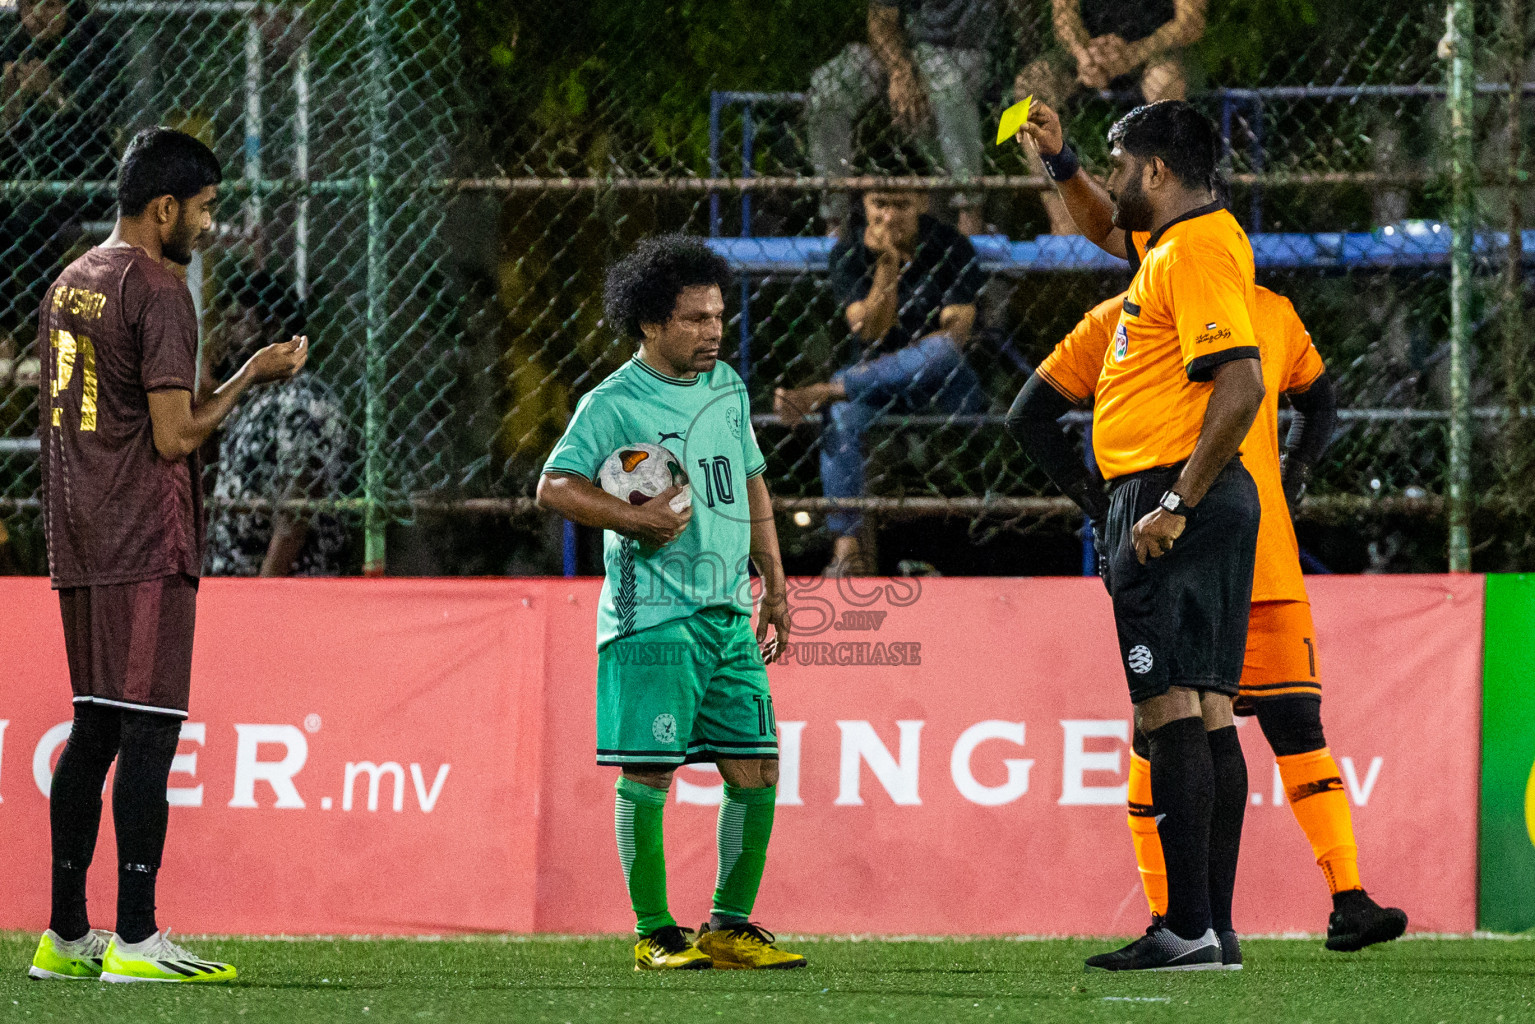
1235, 599, 1322, 715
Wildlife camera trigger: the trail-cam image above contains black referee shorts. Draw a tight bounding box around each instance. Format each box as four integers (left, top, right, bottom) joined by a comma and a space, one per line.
1102, 458, 1261, 704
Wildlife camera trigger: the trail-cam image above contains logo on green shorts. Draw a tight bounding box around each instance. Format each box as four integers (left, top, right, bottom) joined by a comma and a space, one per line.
652, 713, 677, 743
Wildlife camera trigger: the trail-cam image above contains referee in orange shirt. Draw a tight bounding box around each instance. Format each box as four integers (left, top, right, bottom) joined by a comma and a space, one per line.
1013, 281, 1409, 962
1016, 101, 1265, 971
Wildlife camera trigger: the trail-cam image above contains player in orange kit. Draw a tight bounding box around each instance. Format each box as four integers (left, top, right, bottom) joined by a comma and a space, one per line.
1008, 281, 1409, 961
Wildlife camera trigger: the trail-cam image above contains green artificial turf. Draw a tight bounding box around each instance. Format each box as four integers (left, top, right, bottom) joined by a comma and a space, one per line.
1, 933, 1531, 1024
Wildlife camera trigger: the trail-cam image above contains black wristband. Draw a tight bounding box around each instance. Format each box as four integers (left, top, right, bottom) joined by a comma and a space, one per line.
1041, 143, 1081, 182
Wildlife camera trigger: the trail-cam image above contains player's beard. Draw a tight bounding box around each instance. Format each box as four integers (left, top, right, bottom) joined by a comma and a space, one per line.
162, 210, 203, 266
1110, 174, 1155, 233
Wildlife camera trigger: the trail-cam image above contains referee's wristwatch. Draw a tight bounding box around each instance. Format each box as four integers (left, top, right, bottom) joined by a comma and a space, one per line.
1158, 490, 1190, 517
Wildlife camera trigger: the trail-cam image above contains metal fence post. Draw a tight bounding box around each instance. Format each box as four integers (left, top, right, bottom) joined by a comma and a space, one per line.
243, 8, 262, 238
1505, 6, 1525, 351
295, 32, 311, 303
1446, 0, 1475, 572
1503, 0, 1530, 555
363, 0, 388, 575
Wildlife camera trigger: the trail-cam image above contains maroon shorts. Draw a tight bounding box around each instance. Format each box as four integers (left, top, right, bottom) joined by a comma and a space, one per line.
58, 573, 198, 718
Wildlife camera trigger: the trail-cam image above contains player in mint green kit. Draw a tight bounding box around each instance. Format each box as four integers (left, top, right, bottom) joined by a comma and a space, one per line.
537, 235, 805, 972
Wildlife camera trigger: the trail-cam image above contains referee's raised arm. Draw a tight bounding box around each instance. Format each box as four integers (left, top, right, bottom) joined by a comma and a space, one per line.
1016, 100, 1126, 259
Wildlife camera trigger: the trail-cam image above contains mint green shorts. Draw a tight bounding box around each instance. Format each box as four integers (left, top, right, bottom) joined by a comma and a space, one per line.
596, 606, 778, 767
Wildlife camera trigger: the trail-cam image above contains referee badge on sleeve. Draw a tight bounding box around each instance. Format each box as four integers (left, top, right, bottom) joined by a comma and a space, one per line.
1113, 323, 1129, 361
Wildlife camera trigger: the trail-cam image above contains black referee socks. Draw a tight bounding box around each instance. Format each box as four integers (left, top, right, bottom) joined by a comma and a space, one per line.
1148, 716, 1215, 941
1206, 725, 1248, 934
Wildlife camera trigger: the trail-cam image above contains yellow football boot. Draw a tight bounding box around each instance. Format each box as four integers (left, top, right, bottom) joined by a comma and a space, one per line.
100, 930, 236, 984
695, 921, 807, 969
28, 929, 111, 980
634, 925, 713, 971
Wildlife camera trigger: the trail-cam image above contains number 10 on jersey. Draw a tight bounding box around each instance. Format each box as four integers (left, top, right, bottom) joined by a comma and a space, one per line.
696, 456, 735, 507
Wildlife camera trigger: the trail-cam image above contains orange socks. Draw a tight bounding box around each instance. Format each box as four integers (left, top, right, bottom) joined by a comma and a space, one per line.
1277, 747, 1361, 894
1129, 746, 1365, 909
1126, 752, 1168, 917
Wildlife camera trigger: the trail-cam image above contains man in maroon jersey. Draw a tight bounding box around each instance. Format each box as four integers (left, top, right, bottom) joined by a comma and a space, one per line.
29, 127, 307, 984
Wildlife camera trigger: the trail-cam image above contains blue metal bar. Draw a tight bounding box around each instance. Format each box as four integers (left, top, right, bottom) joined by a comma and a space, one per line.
1248, 98, 1265, 231
1217, 83, 1535, 99
738, 103, 756, 383
1219, 95, 1234, 171
707, 84, 1532, 114
714, 90, 808, 104
1221, 93, 1270, 230
563, 520, 577, 577
741, 103, 755, 237
739, 279, 752, 385
708, 227, 1535, 274
708, 91, 725, 237
753, 406, 1514, 428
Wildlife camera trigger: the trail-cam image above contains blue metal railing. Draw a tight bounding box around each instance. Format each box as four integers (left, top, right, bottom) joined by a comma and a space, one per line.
710, 91, 810, 383
707, 223, 1535, 273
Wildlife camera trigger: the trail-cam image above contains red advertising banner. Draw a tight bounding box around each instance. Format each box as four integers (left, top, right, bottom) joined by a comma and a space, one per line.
0, 579, 549, 935
0, 575, 1482, 936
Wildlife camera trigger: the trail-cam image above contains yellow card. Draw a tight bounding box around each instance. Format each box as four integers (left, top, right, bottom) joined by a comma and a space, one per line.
995, 95, 1032, 146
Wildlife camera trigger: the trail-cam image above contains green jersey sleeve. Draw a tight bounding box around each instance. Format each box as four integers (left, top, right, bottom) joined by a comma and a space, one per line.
741, 382, 766, 479
543, 389, 621, 480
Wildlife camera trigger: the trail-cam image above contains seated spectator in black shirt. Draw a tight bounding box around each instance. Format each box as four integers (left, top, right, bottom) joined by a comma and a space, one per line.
774, 189, 987, 575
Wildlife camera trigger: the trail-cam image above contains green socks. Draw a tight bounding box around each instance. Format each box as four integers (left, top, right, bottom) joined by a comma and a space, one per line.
711, 783, 777, 922
614, 776, 675, 935
614, 777, 777, 934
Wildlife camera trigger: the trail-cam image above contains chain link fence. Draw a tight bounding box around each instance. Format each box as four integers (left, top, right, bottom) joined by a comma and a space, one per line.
0, 0, 1530, 575
0, 0, 463, 574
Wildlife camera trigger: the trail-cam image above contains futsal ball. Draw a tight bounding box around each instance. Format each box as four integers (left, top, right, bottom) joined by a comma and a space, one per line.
598, 443, 691, 512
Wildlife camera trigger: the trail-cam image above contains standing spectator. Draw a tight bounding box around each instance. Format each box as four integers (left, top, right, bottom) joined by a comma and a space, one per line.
1015, 0, 1206, 234
203, 271, 351, 576
773, 188, 987, 575
807, 0, 1000, 237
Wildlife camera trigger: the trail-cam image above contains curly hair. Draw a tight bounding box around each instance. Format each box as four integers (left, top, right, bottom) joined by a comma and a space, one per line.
1108, 100, 1221, 192
602, 234, 732, 339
